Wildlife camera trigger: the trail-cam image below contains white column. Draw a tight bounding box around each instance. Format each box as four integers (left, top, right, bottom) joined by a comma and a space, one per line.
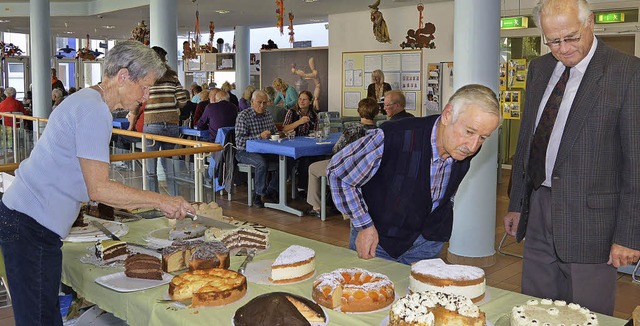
30, 0, 52, 118
447, 0, 501, 266
150, 0, 178, 71
235, 26, 250, 93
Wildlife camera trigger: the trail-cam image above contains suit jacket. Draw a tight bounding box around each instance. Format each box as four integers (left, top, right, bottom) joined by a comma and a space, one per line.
509, 39, 640, 263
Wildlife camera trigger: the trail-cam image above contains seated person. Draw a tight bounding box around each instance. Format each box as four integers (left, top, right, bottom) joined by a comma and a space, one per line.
383, 90, 414, 120
306, 98, 379, 217
264, 86, 286, 124
193, 89, 213, 125
196, 90, 238, 142
282, 91, 320, 193
235, 90, 279, 208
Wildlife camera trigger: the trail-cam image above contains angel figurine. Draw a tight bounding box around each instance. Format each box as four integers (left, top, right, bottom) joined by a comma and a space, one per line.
369, 0, 391, 43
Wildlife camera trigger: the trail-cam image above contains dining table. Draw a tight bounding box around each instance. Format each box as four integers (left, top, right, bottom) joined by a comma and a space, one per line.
179, 126, 210, 140
245, 132, 340, 216
112, 117, 130, 130
59, 217, 627, 326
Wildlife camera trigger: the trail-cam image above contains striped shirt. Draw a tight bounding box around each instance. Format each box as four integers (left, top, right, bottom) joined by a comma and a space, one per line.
234, 108, 277, 150
327, 118, 450, 230
144, 68, 188, 124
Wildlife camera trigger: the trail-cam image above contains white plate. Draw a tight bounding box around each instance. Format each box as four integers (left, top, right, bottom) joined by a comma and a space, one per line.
144, 227, 205, 248
95, 271, 173, 292
75, 305, 127, 326
80, 244, 161, 268
64, 218, 128, 243
380, 315, 493, 326
243, 259, 315, 285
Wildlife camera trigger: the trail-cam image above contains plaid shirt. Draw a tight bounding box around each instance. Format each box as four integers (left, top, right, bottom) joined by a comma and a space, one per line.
327, 118, 451, 230
234, 108, 277, 150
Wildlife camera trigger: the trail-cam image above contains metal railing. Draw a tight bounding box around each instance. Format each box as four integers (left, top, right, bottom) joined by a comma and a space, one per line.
0, 113, 222, 202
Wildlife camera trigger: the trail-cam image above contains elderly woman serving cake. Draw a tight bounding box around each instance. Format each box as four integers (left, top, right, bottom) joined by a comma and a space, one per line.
0, 40, 194, 326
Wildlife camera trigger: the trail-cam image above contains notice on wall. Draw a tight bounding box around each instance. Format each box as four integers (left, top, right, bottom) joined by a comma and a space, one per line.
508, 59, 527, 89
344, 92, 362, 109
402, 53, 421, 71
364, 55, 382, 72
405, 92, 417, 111
382, 54, 401, 71
500, 90, 521, 120
345, 70, 354, 87
353, 70, 363, 87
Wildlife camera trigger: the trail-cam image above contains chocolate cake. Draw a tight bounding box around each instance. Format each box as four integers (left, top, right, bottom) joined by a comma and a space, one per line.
94, 239, 128, 262
85, 201, 115, 221
234, 292, 326, 326
161, 240, 229, 273
124, 254, 163, 280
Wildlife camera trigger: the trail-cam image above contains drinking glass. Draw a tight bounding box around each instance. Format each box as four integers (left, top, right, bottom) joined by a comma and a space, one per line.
288, 131, 296, 141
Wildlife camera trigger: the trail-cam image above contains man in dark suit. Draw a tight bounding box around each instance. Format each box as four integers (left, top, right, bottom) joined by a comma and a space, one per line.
504, 0, 640, 315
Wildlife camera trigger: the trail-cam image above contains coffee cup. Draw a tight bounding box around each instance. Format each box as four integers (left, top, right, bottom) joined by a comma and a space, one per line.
270, 135, 280, 141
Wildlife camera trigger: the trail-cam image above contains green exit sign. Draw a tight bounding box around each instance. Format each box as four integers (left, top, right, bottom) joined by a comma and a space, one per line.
501, 17, 529, 30
596, 12, 625, 23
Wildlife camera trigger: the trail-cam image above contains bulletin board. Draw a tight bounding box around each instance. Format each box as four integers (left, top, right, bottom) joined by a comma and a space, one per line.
342, 49, 423, 117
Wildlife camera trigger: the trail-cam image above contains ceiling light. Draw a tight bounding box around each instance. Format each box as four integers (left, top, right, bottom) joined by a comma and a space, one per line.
102, 25, 116, 29
305, 0, 319, 2
65, 31, 74, 34
215, 10, 230, 14
0, 19, 10, 23
309, 19, 323, 23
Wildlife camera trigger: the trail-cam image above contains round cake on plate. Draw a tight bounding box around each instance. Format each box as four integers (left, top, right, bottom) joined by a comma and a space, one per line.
510, 299, 598, 326
312, 267, 394, 312
389, 290, 485, 326
409, 258, 485, 302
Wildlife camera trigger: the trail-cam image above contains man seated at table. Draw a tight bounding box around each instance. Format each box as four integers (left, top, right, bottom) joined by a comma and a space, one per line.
235, 90, 279, 208
383, 90, 414, 121
327, 84, 501, 264
197, 90, 238, 142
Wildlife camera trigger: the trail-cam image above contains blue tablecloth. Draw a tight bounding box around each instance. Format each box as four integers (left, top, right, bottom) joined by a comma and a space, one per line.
112, 117, 129, 130
179, 126, 210, 139
246, 133, 340, 159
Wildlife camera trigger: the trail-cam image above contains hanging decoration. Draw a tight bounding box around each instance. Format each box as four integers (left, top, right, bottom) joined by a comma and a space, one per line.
276, 0, 285, 35
183, 5, 200, 59
130, 20, 150, 45
400, 2, 436, 49
369, 0, 391, 43
0, 41, 24, 58
77, 34, 100, 60
208, 21, 215, 53
288, 12, 295, 44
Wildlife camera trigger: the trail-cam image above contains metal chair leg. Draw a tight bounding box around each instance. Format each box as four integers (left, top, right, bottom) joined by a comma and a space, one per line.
320, 176, 327, 221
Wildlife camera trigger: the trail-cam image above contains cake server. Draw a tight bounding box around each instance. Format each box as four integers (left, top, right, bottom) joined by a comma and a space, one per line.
91, 220, 120, 241
237, 248, 256, 275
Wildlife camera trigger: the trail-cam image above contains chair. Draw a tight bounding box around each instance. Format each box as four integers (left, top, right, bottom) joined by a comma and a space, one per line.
237, 161, 278, 207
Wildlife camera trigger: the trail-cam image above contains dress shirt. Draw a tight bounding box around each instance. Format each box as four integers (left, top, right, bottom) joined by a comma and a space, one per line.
234, 108, 277, 150
535, 38, 597, 187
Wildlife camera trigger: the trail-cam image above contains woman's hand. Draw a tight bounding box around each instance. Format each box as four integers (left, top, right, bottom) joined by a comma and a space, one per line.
159, 196, 194, 220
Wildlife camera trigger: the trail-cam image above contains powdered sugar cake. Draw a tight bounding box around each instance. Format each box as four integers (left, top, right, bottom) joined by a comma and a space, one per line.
409, 258, 486, 302
270, 245, 316, 284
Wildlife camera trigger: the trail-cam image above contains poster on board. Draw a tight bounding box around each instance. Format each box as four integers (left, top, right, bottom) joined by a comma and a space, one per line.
508, 59, 527, 89
500, 90, 521, 120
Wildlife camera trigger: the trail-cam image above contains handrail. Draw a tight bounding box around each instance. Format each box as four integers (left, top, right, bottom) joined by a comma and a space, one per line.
0, 163, 19, 173
0, 112, 223, 202
110, 145, 222, 162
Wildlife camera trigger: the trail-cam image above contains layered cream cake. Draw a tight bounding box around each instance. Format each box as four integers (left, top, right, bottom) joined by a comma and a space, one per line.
409, 258, 486, 302
124, 253, 163, 280
510, 299, 599, 326
204, 221, 270, 251
94, 239, 128, 262
270, 245, 316, 284
390, 291, 485, 326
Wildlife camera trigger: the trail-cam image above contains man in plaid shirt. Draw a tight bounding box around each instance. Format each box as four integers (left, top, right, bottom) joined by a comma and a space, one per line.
235, 90, 279, 208
327, 84, 501, 264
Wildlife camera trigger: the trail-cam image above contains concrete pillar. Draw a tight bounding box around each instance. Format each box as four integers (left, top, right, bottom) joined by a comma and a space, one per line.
235, 26, 250, 94
30, 0, 52, 118
150, 0, 178, 71
447, 0, 501, 267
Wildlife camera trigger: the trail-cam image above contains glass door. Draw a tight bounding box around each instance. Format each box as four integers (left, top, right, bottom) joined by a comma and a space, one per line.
81, 60, 103, 88
2, 58, 30, 101
57, 59, 78, 91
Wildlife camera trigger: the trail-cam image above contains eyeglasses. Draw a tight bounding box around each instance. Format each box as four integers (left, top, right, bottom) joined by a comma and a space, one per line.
543, 31, 582, 48
384, 103, 396, 108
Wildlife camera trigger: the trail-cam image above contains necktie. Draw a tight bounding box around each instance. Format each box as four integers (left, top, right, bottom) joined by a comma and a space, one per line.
529, 66, 571, 189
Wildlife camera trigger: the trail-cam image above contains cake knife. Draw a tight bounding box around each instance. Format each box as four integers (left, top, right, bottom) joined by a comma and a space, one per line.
91, 220, 120, 241
91, 220, 161, 252
237, 249, 256, 275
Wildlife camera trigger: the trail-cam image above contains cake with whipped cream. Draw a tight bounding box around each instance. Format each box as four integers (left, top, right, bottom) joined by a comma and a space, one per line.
510, 299, 599, 326
270, 245, 316, 284
204, 221, 270, 251
409, 258, 486, 302
390, 291, 485, 326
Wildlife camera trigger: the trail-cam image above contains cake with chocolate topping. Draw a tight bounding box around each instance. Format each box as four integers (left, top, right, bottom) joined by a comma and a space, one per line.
204, 220, 270, 251
94, 239, 128, 262
161, 240, 229, 273
234, 292, 326, 326
390, 291, 485, 326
